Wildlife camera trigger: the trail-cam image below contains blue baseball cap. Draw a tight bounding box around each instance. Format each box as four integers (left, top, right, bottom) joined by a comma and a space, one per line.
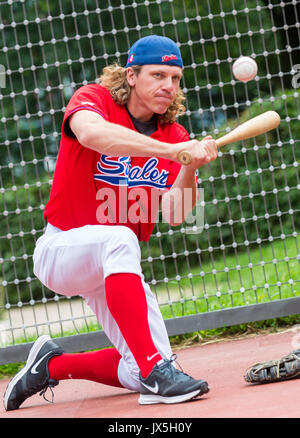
126, 35, 183, 69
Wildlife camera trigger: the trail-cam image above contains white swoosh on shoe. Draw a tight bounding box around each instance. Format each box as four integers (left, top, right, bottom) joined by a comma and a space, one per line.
31, 351, 53, 375
141, 381, 159, 394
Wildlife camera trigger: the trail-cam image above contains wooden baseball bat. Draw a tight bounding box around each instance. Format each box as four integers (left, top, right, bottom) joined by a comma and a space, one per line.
177, 110, 280, 165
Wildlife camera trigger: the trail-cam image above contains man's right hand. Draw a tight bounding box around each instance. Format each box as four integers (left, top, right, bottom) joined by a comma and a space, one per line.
175, 136, 218, 170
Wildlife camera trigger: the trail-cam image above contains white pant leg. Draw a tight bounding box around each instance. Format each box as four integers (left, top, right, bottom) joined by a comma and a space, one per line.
33, 224, 143, 296
33, 223, 173, 391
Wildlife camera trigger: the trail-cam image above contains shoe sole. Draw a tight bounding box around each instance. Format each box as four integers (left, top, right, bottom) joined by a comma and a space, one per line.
3, 335, 51, 411
138, 382, 209, 405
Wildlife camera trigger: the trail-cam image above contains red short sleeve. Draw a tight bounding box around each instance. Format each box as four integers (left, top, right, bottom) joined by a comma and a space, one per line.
62, 84, 111, 137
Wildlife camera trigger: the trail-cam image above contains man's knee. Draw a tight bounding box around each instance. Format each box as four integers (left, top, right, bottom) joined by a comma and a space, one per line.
102, 226, 142, 278
109, 226, 140, 258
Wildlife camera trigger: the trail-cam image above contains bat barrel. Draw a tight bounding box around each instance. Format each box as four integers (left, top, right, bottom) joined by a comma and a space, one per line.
177, 111, 280, 165
215, 110, 280, 148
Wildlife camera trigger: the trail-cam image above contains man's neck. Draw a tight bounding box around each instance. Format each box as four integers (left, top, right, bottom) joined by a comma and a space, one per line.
126, 106, 158, 137
126, 100, 154, 122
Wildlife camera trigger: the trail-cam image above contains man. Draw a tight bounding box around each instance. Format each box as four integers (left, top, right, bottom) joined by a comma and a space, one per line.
4, 35, 218, 410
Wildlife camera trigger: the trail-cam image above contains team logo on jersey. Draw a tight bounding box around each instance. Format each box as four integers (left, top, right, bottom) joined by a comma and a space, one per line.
80, 101, 96, 106
94, 155, 170, 189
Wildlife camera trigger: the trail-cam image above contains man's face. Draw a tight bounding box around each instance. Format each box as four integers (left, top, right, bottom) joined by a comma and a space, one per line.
126, 64, 183, 121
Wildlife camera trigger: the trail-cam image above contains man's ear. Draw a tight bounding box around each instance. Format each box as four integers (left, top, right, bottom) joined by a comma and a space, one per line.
126, 67, 137, 87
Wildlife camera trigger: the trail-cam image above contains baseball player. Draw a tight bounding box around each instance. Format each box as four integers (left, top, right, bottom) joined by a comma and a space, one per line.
4, 35, 218, 410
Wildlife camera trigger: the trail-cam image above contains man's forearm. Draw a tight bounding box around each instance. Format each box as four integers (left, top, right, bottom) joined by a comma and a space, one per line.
70, 111, 218, 174
72, 112, 179, 161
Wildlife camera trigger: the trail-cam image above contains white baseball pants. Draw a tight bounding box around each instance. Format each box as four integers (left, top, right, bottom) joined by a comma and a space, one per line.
33, 223, 172, 391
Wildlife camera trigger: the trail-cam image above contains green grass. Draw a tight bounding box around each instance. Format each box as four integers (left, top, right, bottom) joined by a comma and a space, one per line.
155, 234, 300, 319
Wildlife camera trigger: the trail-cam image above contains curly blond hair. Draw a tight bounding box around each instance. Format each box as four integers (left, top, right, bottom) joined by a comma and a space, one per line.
98, 63, 186, 124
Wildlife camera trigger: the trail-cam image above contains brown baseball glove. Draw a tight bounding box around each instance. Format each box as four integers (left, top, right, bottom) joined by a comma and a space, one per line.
244, 349, 300, 383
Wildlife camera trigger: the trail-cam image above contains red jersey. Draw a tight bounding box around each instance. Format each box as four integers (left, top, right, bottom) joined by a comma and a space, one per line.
44, 84, 190, 241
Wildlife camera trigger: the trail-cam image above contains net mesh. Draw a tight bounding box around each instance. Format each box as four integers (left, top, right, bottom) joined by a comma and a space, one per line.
0, 0, 299, 346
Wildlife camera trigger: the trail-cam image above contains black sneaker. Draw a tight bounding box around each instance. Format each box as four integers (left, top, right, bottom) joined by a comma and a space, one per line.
138, 354, 209, 404
3, 335, 63, 411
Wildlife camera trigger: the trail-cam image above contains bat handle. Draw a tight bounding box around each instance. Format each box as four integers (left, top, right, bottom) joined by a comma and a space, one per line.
177, 150, 193, 165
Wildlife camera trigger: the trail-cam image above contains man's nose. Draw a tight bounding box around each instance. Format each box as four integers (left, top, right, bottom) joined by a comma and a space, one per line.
162, 77, 174, 92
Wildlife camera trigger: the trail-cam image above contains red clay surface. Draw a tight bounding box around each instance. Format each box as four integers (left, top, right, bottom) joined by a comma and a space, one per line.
1, 328, 300, 418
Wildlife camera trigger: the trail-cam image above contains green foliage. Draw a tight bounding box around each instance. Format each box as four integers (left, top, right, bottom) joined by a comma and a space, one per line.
0, 177, 55, 304
0, 362, 25, 379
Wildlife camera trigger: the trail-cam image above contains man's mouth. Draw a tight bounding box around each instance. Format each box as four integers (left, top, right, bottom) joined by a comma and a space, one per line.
156, 95, 173, 102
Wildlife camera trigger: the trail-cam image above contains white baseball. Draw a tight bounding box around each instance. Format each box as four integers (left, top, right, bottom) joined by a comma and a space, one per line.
232, 56, 258, 82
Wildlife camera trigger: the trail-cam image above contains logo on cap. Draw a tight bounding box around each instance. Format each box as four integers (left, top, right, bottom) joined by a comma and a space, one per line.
128, 53, 135, 64
162, 55, 178, 63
